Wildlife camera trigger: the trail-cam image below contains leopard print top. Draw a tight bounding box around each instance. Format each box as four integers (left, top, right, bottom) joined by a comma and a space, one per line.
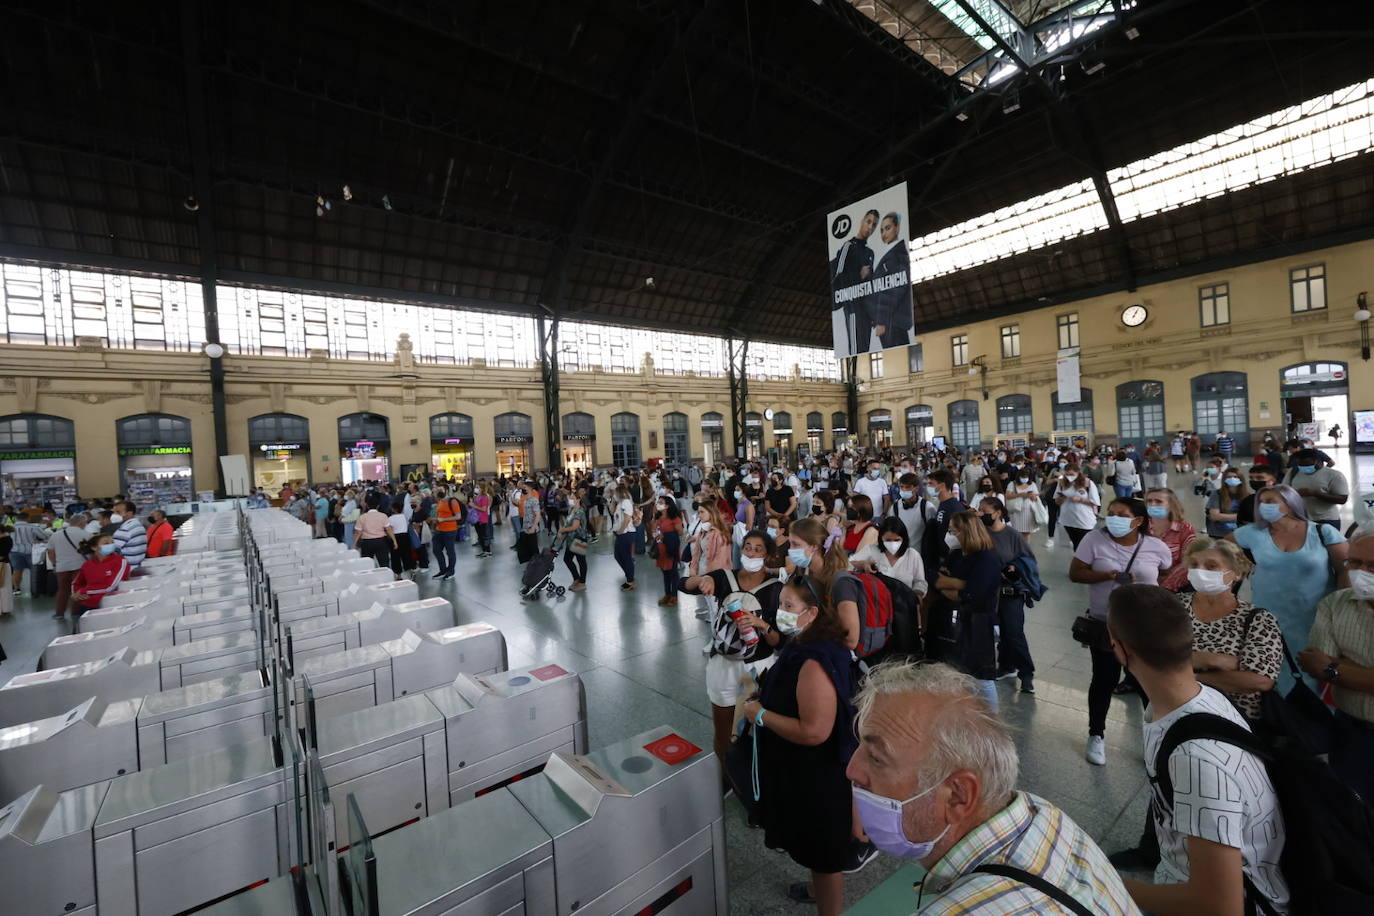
1182, 593, 1284, 720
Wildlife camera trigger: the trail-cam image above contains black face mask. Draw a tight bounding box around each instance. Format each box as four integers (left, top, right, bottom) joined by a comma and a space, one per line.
1248, 481, 1267, 490
981, 515, 996, 527
845, 508, 859, 521
811, 505, 823, 515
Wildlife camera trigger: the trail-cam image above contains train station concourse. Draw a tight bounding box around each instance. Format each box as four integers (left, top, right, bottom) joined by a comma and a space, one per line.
0, 1, 1372, 914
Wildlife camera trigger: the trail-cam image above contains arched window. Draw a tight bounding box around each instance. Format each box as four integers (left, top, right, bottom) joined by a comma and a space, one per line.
248, 413, 309, 444
905, 404, 933, 446
807, 412, 824, 433
562, 412, 596, 439
1116, 380, 1164, 452
611, 412, 641, 467
832, 411, 849, 434
995, 394, 1033, 435
771, 412, 793, 433
493, 412, 533, 440
429, 413, 474, 441
116, 413, 192, 446
744, 412, 763, 459
700, 411, 725, 465
338, 412, 390, 442
1052, 390, 1093, 431
663, 411, 689, 465
1192, 372, 1249, 451
0, 413, 75, 449
948, 400, 980, 450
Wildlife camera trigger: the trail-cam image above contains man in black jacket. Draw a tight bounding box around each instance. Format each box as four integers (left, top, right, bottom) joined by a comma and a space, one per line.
866, 212, 914, 350
830, 209, 879, 355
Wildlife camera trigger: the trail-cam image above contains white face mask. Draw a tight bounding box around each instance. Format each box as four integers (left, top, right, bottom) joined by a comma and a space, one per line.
109, 513, 123, 524
882, 540, 902, 555
1348, 569, 1374, 601
943, 532, 961, 551
1187, 567, 1232, 595
740, 555, 765, 573
775, 608, 803, 634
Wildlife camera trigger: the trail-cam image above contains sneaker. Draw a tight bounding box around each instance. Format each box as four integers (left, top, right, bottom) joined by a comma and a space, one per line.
1019, 678, 1035, 695
844, 840, 879, 874
1108, 846, 1160, 871
701, 640, 713, 656
1112, 681, 1138, 696
1043, 538, 1055, 548
1085, 735, 1106, 766
996, 669, 1019, 681
786, 882, 817, 904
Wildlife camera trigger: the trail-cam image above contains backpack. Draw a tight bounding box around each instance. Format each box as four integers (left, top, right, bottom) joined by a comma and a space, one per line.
1153, 712, 1374, 915
711, 568, 779, 661
839, 571, 894, 659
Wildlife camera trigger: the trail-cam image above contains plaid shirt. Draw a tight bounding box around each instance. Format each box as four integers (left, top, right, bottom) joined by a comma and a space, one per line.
916, 792, 1140, 916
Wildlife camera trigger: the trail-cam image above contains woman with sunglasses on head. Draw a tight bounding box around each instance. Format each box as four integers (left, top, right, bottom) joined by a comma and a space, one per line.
1069, 497, 1174, 767
848, 517, 927, 597
1144, 488, 1196, 593
741, 576, 859, 916
1231, 483, 1348, 691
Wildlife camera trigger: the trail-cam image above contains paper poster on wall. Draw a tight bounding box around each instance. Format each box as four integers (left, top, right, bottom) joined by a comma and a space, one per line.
826, 181, 915, 358
1056, 348, 1082, 404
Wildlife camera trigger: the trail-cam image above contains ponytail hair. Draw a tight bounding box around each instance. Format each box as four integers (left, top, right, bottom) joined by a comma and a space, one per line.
788, 516, 849, 586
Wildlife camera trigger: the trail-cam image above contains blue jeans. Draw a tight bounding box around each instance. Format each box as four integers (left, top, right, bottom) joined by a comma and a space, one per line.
614, 532, 636, 583
1114, 483, 1135, 500
512, 515, 524, 539
433, 529, 457, 575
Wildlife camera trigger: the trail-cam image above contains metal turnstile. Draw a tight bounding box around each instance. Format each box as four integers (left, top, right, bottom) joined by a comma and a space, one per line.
287, 597, 455, 661
0, 649, 161, 728
42, 616, 174, 669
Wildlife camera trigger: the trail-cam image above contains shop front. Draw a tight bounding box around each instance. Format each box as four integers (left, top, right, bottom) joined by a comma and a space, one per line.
117, 414, 193, 511
867, 409, 893, 449
1280, 362, 1348, 447
561, 412, 597, 471
430, 413, 475, 481
745, 412, 763, 460
701, 412, 725, 466
805, 412, 824, 457
770, 411, 794, 465
248, 413, 311, 495
338, 413, 391, 484
0, 414, 78, 509
494, 412, 534, 476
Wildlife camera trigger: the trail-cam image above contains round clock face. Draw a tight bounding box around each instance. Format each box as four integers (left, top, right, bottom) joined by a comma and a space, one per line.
1122, 305, 1148, 327
764, 408, 775, 421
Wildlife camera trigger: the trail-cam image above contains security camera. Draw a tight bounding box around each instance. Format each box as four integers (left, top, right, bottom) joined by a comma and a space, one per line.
644, 277, 656, 289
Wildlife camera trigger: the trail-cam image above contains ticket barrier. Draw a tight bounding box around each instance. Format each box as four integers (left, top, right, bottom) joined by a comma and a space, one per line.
113, 569, 248, 594
294, 623, 507, 720
0, 659, 592, 916
0, 622, 508, 792
0, 648, 161, 728
286, 598, 456, 661
341, 724, 724, 916
43, 615, 175, 669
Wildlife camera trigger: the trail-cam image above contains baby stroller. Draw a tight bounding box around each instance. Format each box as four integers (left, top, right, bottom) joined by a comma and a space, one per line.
520, 538, 566, 600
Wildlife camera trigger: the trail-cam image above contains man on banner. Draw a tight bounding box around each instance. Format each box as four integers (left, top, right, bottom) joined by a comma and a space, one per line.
866, 212, 913, 350
830, 208, 878, 355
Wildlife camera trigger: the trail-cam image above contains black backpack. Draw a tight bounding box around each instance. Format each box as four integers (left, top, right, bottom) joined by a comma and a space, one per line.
1153, 712, 1374, 915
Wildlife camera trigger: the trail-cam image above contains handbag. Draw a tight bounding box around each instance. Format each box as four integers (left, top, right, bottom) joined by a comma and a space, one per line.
1070, 533, 1144, 650
569, 538, 588, 556
1254, 627, 1334, 755
723, 721, 761, 822
1030, 498, 1049, 526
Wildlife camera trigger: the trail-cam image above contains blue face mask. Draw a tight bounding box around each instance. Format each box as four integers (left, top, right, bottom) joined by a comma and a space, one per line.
1259, 502, 1284, 523
1224, 477, 1243, 487
787, 547, 811, 568
1298, 465, 1317, 475
898, 490, 913, 500
99, 543, 117, 556
1104, 516, 1135, 537
1146, 505, 1168, 519
925, 486, 938, 498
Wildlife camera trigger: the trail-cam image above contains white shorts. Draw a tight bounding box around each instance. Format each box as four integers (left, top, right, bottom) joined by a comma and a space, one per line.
705, 651, 777, 707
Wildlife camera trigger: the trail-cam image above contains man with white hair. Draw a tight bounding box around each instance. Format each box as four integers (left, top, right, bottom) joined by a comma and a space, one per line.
846, 660, 1139, 915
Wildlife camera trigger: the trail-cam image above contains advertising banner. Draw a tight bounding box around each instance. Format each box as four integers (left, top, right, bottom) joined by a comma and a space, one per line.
1056, 348, 1082, 405
826, 182, 914, 358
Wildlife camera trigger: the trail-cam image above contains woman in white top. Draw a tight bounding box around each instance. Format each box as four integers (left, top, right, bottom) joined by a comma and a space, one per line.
387, 500, 415, 579
849, 517, 927, 596
1054, 462, 1101, 549
611, 485, 638, 591
1005, 470, 1040, 538
1109, 451, 1139, 500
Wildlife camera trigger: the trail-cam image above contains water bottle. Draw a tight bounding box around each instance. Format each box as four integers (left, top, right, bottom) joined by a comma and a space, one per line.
727, 599, 759, 646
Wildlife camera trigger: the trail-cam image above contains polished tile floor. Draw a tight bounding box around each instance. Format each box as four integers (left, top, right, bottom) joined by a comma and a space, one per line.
2, 450, 1368, 914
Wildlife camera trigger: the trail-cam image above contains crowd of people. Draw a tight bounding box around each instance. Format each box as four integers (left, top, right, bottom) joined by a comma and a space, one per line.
3, 425, 1371, 914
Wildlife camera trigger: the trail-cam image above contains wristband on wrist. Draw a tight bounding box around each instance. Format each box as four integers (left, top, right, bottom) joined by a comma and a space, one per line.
754, 708, 766, 728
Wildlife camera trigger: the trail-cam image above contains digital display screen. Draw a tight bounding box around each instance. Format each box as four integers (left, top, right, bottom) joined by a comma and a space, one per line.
1354, 410, 1374, 444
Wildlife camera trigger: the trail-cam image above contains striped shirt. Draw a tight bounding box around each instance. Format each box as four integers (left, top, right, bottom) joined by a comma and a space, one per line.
917, 792, 1140, 916
1309, 588, 1374, 723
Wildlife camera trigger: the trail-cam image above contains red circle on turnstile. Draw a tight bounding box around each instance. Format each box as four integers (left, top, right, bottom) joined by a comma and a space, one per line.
643, 734, 702, 765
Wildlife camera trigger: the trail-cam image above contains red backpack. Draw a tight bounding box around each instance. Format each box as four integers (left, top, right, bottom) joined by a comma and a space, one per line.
847, 571, 894, 658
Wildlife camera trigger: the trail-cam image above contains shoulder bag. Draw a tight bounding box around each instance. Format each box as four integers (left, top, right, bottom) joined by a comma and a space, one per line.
1070, 533, 1145, 651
